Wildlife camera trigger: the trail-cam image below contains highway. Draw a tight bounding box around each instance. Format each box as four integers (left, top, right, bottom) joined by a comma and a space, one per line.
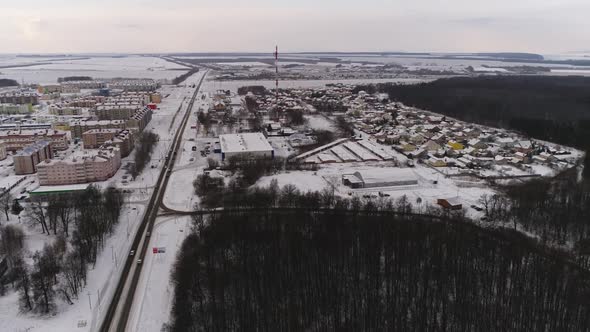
99, 71, 206, 332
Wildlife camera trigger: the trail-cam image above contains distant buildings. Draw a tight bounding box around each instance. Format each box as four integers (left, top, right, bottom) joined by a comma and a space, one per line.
13, 140, 53, 175
0, 104, 32, 114
0, 129, 69, 152
0, 91, 39, 105
219, 132, 274, 161
109, 79, 160, 92
96, 104, 144, 120
37, 147, 121, 185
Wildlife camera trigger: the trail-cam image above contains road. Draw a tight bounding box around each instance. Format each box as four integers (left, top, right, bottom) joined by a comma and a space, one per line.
99, 71, 206, 332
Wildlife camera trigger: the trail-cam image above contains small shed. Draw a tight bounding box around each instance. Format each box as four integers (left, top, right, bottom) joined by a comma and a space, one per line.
437, 198, 463, 210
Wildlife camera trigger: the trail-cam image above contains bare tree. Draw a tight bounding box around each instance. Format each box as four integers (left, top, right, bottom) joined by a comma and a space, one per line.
0, 192, 13, 222
27, 199, 50, 235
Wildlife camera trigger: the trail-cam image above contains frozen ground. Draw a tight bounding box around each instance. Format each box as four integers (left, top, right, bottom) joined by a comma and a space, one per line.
0, 56, 189, 84
254, 161, 495, 219
126, 216, 191, 332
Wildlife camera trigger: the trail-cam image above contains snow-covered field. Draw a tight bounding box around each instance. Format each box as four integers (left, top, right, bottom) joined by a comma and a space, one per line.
0, 56, 189, 84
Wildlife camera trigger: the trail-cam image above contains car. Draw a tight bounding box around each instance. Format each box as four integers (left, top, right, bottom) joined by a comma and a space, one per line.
137, 259, 142, 264
129, 250, 135, 256
146, 231, 151, 237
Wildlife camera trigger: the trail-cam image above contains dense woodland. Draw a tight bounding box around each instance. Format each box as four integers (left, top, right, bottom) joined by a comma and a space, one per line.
170, 207, 590, 331
0, 186, 124, 313
354, 76, 590, 154
0, 79, 18, 87
131, 131, 159, 179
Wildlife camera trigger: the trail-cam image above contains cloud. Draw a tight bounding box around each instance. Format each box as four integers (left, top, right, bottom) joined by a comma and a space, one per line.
19, 17, 44, 40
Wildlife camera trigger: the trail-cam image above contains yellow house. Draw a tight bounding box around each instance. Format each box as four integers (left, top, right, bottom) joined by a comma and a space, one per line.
401, 143, 416, 152
447, 141, 464, 151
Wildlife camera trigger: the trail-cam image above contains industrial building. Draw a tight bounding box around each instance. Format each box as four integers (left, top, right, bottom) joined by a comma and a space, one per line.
219, 132, 274, 161
342, 168, 418, 189
13, 140, 53, 175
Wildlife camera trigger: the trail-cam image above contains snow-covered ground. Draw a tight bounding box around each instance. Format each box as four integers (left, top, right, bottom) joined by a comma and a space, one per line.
126, 216, 191, 332
0, 56, 189, 84
0, 203, 145, 332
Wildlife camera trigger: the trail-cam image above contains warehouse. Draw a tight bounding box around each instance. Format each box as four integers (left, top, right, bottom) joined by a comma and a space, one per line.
342, 168, 418, 188
219, 132, 274, 161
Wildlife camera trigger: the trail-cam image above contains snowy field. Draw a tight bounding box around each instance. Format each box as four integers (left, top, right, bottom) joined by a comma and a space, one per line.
0, 56, 189, 84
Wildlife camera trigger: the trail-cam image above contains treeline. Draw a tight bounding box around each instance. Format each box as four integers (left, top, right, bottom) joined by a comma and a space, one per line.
172, 68, 199, 85
169, 207, 590, 331
237, 85, 268, 96
194, 160, 322, 208
57, 76, 92, 83
1, 186, 124, 313
480, 169, 590, 257
132, 131, 159, 179
356, 76, 590, 152
0, 79, 18, 87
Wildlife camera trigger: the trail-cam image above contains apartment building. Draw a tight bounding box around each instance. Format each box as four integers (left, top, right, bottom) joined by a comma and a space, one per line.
60, 80, 107, 90
69, 120, 127, 138
83, 128, 134, 157
126, 106, 152, 132
37, 147, 121, 185
0, 141, 6, 161
95, 103, 143, 120
0, 91, 39, 105
0, 129, 69, 151
109, 79, 160, 92
13, 140, 53, 175
82, 128, 120, 148
0, 104, 32, 114
102, 129, 134, 157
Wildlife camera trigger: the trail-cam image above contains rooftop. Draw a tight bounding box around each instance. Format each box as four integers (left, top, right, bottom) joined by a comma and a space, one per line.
219, 132, 273, 154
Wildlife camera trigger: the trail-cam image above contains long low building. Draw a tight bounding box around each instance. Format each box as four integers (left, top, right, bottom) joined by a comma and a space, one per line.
219, 132, 274, 161
342, 168, 418, 189
0, 129, 69, 151
37, 147, 121, 185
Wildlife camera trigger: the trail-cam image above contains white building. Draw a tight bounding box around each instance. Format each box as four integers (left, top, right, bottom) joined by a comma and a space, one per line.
219, 132, 274, 161
342, 168, 418, 189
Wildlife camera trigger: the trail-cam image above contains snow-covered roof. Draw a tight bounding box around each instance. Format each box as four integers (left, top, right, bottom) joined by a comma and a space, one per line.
354, 168, 417, 185
219, 132, 273, 154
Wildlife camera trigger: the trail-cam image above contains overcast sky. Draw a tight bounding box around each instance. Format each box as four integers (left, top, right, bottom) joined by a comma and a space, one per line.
1, 0, 589, 54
